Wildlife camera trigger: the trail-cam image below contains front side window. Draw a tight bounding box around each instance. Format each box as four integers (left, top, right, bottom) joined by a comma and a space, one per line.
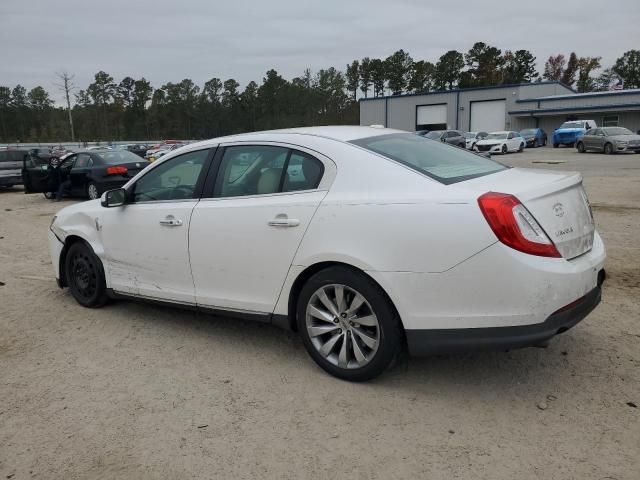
350, 133, 507, 185
75, 153, 91, 167
133, 149, 208, 202
215, 145, 324, 198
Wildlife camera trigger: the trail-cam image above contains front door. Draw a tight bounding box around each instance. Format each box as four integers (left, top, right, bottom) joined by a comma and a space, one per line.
22, 153, 59, 193
189, 144, 329, 314
99, 148, 212, 303
69, 153, 92, 196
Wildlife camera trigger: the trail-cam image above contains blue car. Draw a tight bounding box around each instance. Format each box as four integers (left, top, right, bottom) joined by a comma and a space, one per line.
520, 128, 548, 148
552, 120, 597, 148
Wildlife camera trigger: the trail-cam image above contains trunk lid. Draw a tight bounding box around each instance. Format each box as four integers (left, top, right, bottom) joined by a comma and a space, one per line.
457, 168, 595, 259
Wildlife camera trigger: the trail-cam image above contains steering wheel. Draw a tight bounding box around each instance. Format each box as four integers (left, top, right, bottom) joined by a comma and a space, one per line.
171, 185, 194, 199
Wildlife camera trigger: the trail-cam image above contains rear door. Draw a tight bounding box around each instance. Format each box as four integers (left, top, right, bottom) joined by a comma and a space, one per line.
189, 143, 333, 314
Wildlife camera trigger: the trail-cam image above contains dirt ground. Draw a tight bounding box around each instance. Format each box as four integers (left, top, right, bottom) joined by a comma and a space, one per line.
1, 147, 639, 479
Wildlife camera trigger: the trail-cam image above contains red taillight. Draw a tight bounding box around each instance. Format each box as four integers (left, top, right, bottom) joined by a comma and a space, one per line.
478, 192, 561, 258
106, 166, 128, 175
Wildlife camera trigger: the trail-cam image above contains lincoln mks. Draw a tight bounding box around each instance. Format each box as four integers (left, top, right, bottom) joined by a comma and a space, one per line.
40, 126, 606, 381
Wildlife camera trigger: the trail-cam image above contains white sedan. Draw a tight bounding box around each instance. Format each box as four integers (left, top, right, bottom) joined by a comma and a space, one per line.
41, 126, 605, 381
475, 131, 526, 154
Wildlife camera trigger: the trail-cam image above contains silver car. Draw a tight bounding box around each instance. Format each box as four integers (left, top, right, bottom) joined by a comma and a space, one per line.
577, 127, 640, 154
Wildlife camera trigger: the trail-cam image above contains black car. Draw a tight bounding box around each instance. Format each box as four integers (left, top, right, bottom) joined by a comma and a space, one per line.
22, 149, 148, 200
418, 130, 466, 148
127, 144, 148, 158
0, 148, 28, 187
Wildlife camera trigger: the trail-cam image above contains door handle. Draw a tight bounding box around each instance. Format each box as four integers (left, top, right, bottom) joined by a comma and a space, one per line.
159, 215, 183, 227
268, 217, 300, 228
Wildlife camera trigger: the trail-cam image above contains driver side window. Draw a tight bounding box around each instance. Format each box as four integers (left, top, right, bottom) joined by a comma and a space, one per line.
133, 149, 209, 202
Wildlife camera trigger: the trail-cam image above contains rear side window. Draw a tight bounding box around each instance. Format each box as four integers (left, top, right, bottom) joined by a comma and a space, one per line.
350, 133, 507, 185
214, 145, 324, 198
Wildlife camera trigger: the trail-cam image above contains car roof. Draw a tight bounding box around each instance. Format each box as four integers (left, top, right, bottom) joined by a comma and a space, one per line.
183, 126, 409, 150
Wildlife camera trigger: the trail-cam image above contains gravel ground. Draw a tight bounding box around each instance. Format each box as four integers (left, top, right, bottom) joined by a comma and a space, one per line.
1, 147, 639, 479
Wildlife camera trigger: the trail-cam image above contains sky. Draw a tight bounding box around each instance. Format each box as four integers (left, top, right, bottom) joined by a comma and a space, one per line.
1, 0, 639, 105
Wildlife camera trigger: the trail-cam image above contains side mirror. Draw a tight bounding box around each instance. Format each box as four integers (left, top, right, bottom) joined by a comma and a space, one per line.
101, 188, 127, 208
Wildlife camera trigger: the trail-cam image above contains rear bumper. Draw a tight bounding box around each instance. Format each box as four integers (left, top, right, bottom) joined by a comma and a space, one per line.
406, 278, 603, 356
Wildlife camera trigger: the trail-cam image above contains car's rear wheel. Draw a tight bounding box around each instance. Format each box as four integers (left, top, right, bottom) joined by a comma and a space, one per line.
553, 143, 559, 148
501, 144, 507, 154
65, 242, 108, 308
297, 266, 402, 381
43, 191, 55, 200
543, 138, 547, 146
577, 142, 585, 153
87, 182, 100, 200
604, 143, 614, 155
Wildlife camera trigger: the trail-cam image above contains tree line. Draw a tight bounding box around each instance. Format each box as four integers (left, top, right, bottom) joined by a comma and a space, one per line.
0, 45, 638, 143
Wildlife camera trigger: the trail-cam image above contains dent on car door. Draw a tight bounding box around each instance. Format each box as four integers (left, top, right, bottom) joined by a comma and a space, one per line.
99, 148, 213, 302
189, 144, 332, 314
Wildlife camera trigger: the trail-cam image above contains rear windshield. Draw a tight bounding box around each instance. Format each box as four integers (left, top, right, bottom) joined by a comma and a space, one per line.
425, 131, 443, 139
350, 133, 507, 185
520, 129, 537, 135
94, 150, 142, 164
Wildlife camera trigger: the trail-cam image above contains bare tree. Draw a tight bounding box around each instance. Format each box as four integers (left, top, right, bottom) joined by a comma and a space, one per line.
55, 71, 75, 141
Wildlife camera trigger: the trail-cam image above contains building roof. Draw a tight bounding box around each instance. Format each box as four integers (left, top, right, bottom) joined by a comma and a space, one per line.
517, 89, 640, 103
358, 81, 575, 101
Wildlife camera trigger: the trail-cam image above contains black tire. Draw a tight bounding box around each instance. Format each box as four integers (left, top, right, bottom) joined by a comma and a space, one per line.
543, 138, 547, 146
296, 266, 402, 382
518, 143, 524, 152
553, 143, 559, 148
604, 143, 614, 155
44, 191, 55, 200
533, 139, 538, 148
501, 144, 507, 154
86, 182, 100, 200
471, 142, 476, 151
64, 242, 108, 308
577, 142, 585, 153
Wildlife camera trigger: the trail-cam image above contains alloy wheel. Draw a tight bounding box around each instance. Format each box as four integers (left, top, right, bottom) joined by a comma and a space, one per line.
305, 284, 380, 369
88, 183, 99, 200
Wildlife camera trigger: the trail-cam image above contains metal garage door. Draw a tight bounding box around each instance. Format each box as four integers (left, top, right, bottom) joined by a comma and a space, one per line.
416, 104, 447, 131
470, 100, 506, 132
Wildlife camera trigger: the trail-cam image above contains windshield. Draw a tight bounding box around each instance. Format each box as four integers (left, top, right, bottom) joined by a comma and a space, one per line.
520, 129, 537, 135
350, 133, 507, 185
604, 127, 633, 136
560, 121, 585, 129
464, 133, 476, 139
486, 133, 508, 140
425, 131, 443, 139
95, 150, 143, 164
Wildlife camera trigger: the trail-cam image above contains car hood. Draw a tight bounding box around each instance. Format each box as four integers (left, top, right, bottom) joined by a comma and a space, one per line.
476, 139, 504, 145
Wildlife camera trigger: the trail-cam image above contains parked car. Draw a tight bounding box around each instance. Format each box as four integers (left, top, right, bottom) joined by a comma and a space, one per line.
552, 120, 597, 148
127, 144, 148, 158
464, 131, 488, 150
44, 126, 605, 381
22, 149, 148, 200
147, 143, 185, 162
0, 148, 28, 188
576, 127, 640, 154
420, 130, 466, 148
475, 131, 525, 154
520, 128, 547, 148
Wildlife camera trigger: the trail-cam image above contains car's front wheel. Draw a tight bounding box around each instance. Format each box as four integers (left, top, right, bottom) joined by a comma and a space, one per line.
297, 266, 402, 381
43, 191, 55, 200
518, 143, 524, 152
65, 242, 108, 308
501, 144, 507, 154
87, 182, 100, 200
604, 143, 614, 155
